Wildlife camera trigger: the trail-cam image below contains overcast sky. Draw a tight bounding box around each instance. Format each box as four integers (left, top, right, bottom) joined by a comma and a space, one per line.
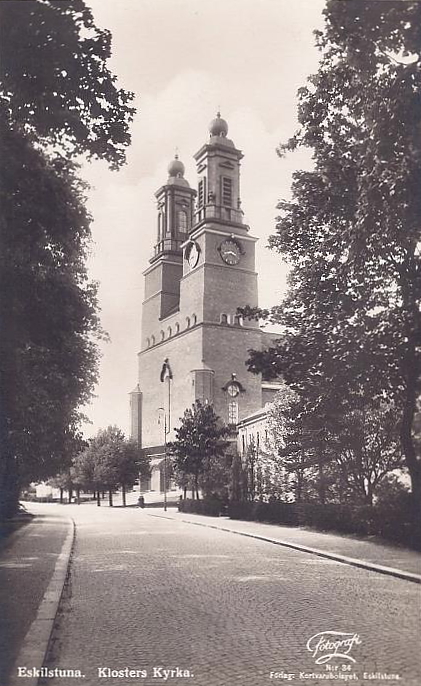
81, 0, 326, 437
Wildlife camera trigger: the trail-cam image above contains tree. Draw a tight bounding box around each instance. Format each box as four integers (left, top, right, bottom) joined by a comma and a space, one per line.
245, 1, 421, 519
71, 427, 148, 507
49, 470, 75, 504
0, 0, 135, 519
168, 402, 230, 499
114, 438, 150, 507
0, 0, 135, 168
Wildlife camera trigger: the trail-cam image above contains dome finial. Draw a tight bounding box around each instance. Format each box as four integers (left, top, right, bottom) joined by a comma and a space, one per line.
209, 111, 228, 137
168, 151, 185, 178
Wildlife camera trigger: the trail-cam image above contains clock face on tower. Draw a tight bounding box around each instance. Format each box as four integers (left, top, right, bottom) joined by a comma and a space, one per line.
186, 241, 200, 269
227, 383, 239, 397
219, 239, 241, 265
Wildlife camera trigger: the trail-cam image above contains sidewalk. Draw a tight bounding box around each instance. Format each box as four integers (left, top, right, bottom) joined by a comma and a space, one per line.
147, 508, 421, 581
0, 504, 71, 686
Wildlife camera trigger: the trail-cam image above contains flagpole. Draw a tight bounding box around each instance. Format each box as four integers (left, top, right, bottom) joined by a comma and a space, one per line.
160, 358, 172, 513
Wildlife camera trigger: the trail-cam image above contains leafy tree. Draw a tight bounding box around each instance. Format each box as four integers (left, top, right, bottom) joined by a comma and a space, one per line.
168, 402, 230, 499
49, 470, 76, 504
71, 427, 148, 507
0, 0, 135, 519
245, 1, 421, 518
0, 0, 135, 168
115, 438, 150, 507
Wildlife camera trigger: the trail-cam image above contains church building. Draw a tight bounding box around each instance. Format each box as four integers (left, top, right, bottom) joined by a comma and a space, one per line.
130, 113, 280, 491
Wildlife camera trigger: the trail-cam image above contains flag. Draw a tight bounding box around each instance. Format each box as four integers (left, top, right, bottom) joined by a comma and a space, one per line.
160, 358, 173, 382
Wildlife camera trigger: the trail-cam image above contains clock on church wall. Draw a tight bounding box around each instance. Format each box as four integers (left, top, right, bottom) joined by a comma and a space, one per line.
185, 241, 200, 269
219, 238, 242, 265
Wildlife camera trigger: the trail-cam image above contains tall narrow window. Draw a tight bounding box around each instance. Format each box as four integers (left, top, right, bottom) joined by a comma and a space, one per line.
228, 401, 238, 424
177, 210, 188, 232
157, 212, 163, 241
198, 178, 206, 207
222, 177, 232, 206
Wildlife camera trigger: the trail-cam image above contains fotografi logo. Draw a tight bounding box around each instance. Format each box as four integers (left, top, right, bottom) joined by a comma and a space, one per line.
306, 631, 362, 665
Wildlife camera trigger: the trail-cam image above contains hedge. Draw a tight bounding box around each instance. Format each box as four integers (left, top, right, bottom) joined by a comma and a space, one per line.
178, 495, 419, 549
178, 498, 222, 517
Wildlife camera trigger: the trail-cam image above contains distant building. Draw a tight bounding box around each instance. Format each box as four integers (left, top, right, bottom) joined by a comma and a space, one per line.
130, 114, 280, 492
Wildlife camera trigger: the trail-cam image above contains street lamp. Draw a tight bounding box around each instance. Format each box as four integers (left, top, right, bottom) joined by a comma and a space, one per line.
157, 407, 169, 512
159, 358, 173, 512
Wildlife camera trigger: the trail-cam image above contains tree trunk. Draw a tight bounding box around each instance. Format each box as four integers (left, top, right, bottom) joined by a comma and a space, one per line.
108, 489, 113, 507
122, 484, 126, 507
0, 292, 21, 520
102, 490, 105, 499
76, 488, 80, 504
183, 486, 187, 500
400, 256, 421, 523
0, 456, 20, 520
59, 488, 64, 504
318, 463, 326, 505
68, 487, 73, 504
295, 469, 303, 503
96, 491, 101, 507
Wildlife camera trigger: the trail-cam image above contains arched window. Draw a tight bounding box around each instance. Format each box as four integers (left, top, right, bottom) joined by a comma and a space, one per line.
167, 327, 172, 338
220, 313, 228, 325
186, 317, 191, 329
157, 212, 163, 241
151, 335, 155, 346
177, 210, 188, 233
192, 314, 197, 325
234, 314, 242, 326
160, 330, 165, 341
146, 337, 150, 348
175, 323, 180, 334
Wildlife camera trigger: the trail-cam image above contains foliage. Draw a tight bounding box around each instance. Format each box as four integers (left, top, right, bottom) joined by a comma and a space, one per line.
0, 0, 135, 519
0, 0, 135, 169
178, 498, 222, 517
226, 498, 419, 550
168, 402, 230, 497
0, 123, 101, 495
71, 427, 149, 504
245, 1, 421, 515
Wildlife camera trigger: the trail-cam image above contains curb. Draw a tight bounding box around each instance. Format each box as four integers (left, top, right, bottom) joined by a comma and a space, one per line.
148, 512, 421, 585
8, 516, 76, 686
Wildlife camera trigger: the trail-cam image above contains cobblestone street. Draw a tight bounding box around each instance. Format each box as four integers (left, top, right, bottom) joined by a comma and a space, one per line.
35, 504, 420, 686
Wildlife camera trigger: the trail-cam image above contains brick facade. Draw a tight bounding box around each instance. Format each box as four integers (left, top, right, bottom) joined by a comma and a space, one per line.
131, 115, 278, 490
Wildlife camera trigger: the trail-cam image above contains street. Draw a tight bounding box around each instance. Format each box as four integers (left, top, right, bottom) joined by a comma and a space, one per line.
30, 503, 421, 686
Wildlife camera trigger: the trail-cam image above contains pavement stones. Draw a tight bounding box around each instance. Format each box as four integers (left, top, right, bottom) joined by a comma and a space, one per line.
0, 505, 73, 686
148, 510, 421, 582
1, 503, 420, 686
41, 505, 421, 686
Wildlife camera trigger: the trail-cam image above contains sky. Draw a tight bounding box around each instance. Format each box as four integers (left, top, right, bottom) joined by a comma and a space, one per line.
81, 0, 326, 437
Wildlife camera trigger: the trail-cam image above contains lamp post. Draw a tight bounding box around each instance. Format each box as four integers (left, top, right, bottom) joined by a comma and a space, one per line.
159, 358, 173, 512
157, 408, 168, 511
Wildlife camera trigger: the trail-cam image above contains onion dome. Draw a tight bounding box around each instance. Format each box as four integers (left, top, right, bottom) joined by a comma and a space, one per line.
167, 154, 185, 178
209, 111, 228, 137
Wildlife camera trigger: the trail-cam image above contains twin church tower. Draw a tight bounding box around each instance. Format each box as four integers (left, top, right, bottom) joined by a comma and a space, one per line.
130, 114, 278, 487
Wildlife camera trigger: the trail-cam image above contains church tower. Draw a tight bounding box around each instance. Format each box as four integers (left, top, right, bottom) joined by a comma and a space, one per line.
132, 115, 265, 481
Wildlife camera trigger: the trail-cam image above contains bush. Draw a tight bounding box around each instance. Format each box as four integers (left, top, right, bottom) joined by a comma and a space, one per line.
178, 498, 222, 517
252, 500, 298, 525
227, 501, 254, 520
373, 492, 420, 550
297, 503, 372, 535
226, 496, 420, 550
